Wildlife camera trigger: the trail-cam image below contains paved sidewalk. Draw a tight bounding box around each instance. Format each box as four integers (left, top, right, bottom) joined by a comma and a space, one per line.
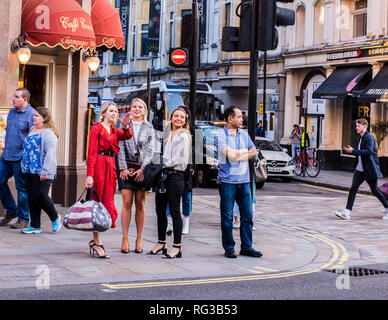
292, 169, 388, 195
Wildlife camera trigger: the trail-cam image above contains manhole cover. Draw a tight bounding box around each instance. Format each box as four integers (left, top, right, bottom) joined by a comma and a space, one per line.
324, 267, 388, 277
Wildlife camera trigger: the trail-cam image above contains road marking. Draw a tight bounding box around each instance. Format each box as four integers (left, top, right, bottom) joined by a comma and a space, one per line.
101, 233, 349, 290
300, 183, 374, 199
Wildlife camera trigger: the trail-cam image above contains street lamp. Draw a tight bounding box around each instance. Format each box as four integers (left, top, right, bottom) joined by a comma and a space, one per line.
10, 32, 31, 65
82, 50, 100, 72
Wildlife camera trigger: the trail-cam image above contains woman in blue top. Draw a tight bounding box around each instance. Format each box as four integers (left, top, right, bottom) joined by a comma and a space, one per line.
20, 107, 61, 234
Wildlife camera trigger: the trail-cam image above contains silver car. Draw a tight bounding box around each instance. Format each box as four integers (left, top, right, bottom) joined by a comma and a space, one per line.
255, 137, 295, 180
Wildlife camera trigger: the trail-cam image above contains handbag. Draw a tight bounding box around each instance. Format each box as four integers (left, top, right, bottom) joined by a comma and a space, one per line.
254, 158, 268, 182
379, 182, 388, 200
63, 188, 112, 232
125, 134, 142, 180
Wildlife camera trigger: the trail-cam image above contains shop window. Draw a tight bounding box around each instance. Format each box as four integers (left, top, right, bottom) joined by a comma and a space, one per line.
313, 0, 325, 45
140, 24, 149, 57
353, 0, 367, 38
342, 97, 370, 154
295, 5, 305, 48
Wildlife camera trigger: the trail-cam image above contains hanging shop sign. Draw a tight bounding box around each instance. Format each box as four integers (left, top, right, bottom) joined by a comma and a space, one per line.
148, 0, 161, 53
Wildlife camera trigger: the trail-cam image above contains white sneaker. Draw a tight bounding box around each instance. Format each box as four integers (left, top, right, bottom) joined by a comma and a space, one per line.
182, 217, 189, 234
382, 214, 388, 220
252, 225, 256, 231
334, 209, 351, 220
233, 222, 240, 229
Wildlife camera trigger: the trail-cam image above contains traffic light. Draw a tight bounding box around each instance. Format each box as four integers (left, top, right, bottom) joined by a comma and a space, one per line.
222, 1, 251, 52
258, 0, 295, 51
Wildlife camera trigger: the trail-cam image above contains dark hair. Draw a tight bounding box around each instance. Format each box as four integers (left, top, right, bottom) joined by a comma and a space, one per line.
16, 88, 30, 102
293, 124, 299, 128
224, 106, 239, 122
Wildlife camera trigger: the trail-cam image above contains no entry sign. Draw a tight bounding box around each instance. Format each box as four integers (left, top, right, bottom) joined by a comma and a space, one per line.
169, 47, 189, 68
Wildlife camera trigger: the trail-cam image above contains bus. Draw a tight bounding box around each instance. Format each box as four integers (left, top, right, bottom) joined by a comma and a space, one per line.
114, 80, 225, 186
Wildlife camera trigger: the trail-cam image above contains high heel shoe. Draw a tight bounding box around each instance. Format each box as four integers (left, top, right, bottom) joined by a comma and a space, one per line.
162, 245, 182, 259
89, 240, 96, 254
147, 241, 167, 255
121, 239, 129, 254
135, 239, 143, 254
91, 244, 110, 259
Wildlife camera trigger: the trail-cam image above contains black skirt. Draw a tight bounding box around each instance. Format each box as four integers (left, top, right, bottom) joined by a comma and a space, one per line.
118, 176, 147, 191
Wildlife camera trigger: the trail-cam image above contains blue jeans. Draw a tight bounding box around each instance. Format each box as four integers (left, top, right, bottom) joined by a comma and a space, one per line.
219, 182, 253, 251
291, 144, 300, 159
167, 185, 192, 217
0, 158, 29, 222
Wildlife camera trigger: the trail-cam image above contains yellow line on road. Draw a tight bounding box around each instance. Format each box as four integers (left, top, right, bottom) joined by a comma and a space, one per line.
300, 183, 374, 198
101, 233, 349, 291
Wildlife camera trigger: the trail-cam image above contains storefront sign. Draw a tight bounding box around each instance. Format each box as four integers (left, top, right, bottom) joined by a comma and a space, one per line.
270, 93, 279, 111
362, 45, 388, 57
148, 0, 161, 53
0, 107, 11, 156
116, 0, 129, 60
327, 50, 361, 61
198, 0, 207, 46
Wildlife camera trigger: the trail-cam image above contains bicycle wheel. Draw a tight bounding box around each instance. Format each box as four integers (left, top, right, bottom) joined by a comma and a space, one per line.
306, 158, 320, 177
294, 157, 303, 176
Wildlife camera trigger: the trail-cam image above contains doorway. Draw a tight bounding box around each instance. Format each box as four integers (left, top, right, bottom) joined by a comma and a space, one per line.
23, 65, 47, 108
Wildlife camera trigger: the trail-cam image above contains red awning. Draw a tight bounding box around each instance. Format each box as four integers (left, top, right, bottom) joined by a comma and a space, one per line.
22, 0, 96, 51
91, 0, 125, 50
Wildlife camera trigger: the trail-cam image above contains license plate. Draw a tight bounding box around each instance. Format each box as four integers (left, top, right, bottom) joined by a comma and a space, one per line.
268, 168, 282, 173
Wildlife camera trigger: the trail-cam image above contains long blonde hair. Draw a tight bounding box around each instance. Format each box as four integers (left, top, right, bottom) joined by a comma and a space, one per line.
36, 107, 59, 137
129, 98, 149, 123
99, 102, 119, 123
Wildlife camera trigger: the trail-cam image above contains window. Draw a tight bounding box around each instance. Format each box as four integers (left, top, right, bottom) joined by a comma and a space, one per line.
225, 2, 231, 27
140, 24, 149, 57
295, 5, 305, 47
169, 12, 175, 48
181, 10, 192, 48
313, 0, 325, 45
353, 0, 367, 37
132, 26, 136, 58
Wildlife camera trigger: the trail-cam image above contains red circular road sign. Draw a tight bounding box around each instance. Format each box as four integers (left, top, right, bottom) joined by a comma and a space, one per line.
171, 49, 187, 65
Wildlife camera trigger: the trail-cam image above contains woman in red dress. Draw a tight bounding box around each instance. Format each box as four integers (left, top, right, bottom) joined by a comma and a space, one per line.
86, 102, 132, 259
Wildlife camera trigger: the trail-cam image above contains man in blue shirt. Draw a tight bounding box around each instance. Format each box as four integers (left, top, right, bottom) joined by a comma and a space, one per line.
216, 106, 263, 258
0, 88, 34, 229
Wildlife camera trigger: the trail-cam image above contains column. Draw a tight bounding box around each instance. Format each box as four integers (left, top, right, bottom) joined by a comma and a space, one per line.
319, 66, 335, 150
370, 62, 383, 140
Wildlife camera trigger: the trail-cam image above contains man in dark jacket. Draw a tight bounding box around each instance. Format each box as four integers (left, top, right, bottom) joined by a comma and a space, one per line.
334, 118, 388, 220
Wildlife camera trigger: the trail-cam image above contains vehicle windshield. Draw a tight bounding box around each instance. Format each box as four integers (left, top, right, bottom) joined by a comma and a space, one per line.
255, 140, 282, 151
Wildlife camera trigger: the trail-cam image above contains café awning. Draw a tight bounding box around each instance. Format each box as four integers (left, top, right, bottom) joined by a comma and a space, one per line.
358, 64, 388, 103
312, 65, 371, 99
91, 0, 125, 50
22, 0, 96, 51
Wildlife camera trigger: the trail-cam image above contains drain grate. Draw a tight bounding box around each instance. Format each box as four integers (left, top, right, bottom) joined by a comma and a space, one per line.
324, 267, 388, 277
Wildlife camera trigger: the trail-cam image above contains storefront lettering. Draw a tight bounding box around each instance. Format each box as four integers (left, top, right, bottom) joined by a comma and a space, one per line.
59, 17, 93, 33
327, 50, 360, 61
358, 106, 370, 118
366, 88, 388, 96
35, 5, 50, 30
61, 36, 95, 49
103, 38, 116, 46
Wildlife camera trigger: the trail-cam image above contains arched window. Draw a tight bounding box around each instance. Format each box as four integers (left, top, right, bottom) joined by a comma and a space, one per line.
313, 0, 325, 45
295, 4, 305, 48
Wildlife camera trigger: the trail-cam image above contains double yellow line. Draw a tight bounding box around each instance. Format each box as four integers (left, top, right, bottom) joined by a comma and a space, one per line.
101, 233, 349, 290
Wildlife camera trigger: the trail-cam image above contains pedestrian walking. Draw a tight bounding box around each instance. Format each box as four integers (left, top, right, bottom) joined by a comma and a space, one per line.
215, 106, 263, 258
86, 102, 132, 258
289, 124, 301, 159
117, 98, 155, 254
0, 88, 34, 229
148, 106, 191, 259
20, 107, 61, 234
334, 118, 388, 220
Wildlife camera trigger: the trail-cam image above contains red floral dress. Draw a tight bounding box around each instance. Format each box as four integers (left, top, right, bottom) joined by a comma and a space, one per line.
87, 123, 132, 228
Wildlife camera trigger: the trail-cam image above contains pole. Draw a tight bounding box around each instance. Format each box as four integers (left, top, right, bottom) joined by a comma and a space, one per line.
147, 68, 151, 109
248, 0, 259, 196
262, 50, 267, 136
189, 1, 199, 130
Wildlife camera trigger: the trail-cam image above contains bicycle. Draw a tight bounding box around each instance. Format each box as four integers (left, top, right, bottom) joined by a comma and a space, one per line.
293, 147, 320, 177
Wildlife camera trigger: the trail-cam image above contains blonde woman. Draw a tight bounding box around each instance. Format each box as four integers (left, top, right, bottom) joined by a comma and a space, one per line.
117, 98, 155, 253
86, 102, 132, 258
148, 106, 191, 259
20, 107, 61, 234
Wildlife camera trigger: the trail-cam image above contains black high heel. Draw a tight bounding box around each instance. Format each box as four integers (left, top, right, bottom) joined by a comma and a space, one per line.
163, 245, 182, 259
91, 244, 110, 259
147, 241, 167, 255
89, 240, 95, 254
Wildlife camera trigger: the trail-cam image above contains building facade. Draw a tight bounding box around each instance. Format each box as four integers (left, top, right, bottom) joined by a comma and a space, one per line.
282, 0, 388, 174
89, 0, 289, 141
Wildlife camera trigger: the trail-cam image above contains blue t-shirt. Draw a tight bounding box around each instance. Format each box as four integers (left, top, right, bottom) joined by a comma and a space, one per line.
21, 133, 41, 174
1, 105, 34, 161
215, 127, 255, 184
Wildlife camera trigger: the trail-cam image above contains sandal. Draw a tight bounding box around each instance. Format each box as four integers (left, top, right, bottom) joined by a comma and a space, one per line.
147, 241, 167, 255
162, 245, 182, 259
91, 244, 110, 259
89, 240, 96, 254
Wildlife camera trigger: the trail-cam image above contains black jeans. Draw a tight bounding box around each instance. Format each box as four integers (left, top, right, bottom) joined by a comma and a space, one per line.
155, 171, 184, 244
24, 173, 58, 228
346, 170, 388, 210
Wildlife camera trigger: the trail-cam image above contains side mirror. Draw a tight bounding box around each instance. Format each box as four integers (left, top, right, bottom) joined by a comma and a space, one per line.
283, 148, 288, 153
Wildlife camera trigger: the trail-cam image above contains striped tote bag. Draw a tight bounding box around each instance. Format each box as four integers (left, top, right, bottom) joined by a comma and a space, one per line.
63, 188, 112, 232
